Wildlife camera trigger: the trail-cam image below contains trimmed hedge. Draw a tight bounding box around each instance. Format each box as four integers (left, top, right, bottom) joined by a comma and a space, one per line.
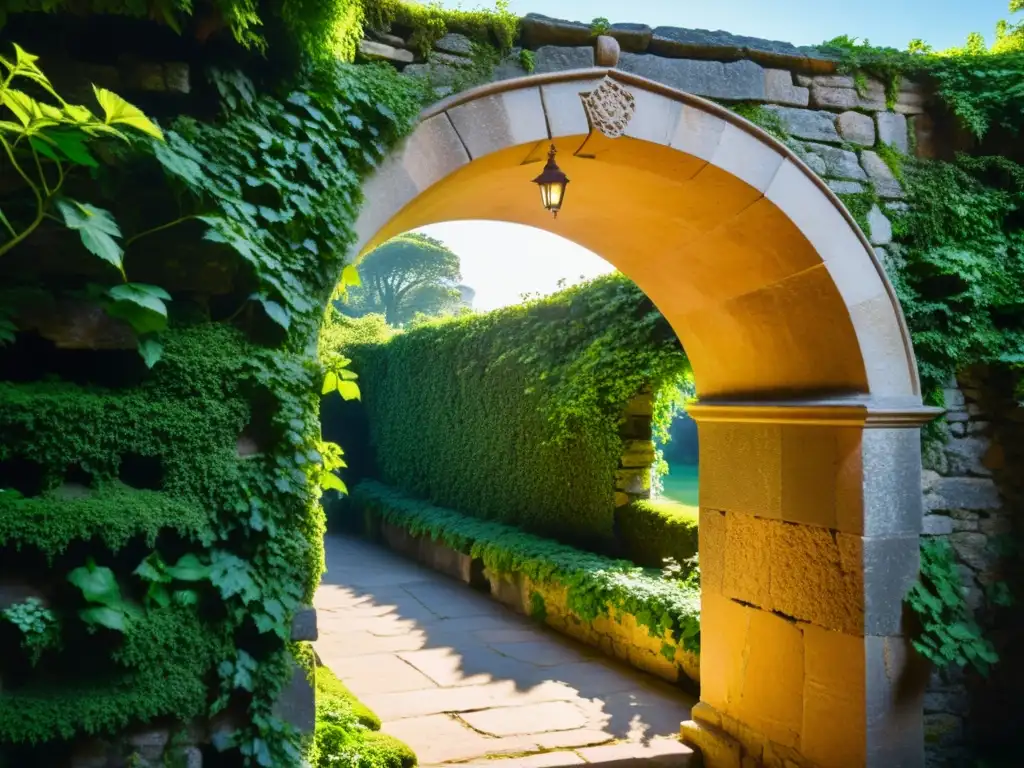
616, 500, 699, 569
352, 480, 700, 653
336, 275, 691, 549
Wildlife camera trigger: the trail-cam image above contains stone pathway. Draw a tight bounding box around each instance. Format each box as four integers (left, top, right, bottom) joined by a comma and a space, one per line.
314, 535, 697, 767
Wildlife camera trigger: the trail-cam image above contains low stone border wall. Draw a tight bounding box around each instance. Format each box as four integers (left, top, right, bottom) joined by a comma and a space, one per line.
369, 515, 701, 690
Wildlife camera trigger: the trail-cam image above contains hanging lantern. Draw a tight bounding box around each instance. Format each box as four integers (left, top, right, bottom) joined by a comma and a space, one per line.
532, 144, 569, 218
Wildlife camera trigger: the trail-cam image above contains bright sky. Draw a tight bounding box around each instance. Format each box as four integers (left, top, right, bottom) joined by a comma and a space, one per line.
416, 0, 1014, 310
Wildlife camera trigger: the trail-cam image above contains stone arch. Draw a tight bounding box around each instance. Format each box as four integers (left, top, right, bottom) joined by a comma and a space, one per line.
354, 68, 938, 768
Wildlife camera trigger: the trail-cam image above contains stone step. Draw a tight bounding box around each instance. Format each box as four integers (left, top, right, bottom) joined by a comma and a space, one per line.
440, 738, 698, 768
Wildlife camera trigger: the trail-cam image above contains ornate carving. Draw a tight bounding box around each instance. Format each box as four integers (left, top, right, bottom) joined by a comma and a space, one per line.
580, 77, 636, 139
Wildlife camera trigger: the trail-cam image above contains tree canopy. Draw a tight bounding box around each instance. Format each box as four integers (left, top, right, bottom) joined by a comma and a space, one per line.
340, 233, 469, 325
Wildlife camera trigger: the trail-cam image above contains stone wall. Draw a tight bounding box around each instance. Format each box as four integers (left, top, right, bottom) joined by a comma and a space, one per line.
921, 368, 1024, 766
361, 13, 933, 261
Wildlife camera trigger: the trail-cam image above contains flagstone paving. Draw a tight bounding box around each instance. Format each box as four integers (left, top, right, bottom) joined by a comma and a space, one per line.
314, 534, 698, 767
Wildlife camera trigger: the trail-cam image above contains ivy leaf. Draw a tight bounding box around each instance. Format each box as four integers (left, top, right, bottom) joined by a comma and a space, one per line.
134, 553, 170, 583
322, 370, 338, 395
48, 128, 98, 167
106, 283, 170, 336
56, 199, 123, 275
79, 605, 126, 631
166, 553, 210, 581
68, 559, 121, 606
320, 472, 348, 495
93, 86, 164, 139
337, 380, 360, 401
341, 264, 361, 287
137, 338, 163, 369
254, 294, 290, 330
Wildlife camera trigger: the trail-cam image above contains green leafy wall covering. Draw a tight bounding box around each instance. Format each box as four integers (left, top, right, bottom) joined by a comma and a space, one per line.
0, 15, 423, 764
354, 481, 701, 653
338, 275, 691, 548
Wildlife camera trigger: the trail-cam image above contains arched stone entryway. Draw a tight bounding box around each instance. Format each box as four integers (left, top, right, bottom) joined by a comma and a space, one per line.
352, 68, 939, 768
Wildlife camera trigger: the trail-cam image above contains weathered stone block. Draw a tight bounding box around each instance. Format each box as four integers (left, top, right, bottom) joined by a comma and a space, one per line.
867, 204, 892, 245
810, 82, 887, 111
860, 150, 904, 199
617, 52, 765, 101
836, 111, 875, 146
950, 532, 991, 572
681, 717, 742, 768
828, 180, 864, 194
924, 713, 963, 747
722, 513, 773, 608
434, 33, 473, 56
534, 45, 595, 74
127, 729, 170, 762
273, 657, 315, 734
911, 114, 936, 158
608, 23, 653, 53
359, 39, 414, 64
925, 477, 1001, 511
769, 523, 864, 634
922, 514, 954, 536
762, 105, 838, 141
945, 436, 992, 477
763, 69, 809, 106
164, 63, 190, 94
876, 112, 909, 153
291, 606, 318, 642
492, 50, 530, 81
519, 14, 592, 49
803, 142, 866, 180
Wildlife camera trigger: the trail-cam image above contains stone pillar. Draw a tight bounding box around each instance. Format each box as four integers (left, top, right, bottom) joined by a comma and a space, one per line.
681, 402, 937, 768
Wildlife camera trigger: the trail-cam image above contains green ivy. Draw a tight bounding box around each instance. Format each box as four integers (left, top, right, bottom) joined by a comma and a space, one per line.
354, 480, 701, 653
820, 4, 1024, 139
363, 0, 520, 57
906, 539, 998, 674
884, 155, 1024, 400
335, 275, 690, 546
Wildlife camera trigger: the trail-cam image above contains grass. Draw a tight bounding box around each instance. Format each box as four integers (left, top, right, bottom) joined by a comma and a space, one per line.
659, 463, 699, 507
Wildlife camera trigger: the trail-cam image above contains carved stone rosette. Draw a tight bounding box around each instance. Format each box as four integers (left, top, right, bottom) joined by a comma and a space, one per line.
580, 77, 636, 139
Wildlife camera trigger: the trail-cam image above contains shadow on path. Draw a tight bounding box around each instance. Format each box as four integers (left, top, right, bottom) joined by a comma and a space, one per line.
314, 534, 696, 766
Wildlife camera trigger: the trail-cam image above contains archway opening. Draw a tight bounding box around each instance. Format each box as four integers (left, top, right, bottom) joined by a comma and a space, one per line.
329, 71, 937, 768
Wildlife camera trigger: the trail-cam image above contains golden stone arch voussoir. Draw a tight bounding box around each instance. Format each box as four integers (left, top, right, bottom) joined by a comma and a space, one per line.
353, 67, 922, 406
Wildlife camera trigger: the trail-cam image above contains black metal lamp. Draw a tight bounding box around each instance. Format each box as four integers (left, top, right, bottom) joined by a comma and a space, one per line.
532, 144, 569, 218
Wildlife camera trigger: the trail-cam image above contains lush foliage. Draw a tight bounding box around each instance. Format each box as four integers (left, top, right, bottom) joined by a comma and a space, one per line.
615, 500, 699, 570
906, 538, 1000, 674
0, 46, 177, 366
0, 0, 370, 64
332, 274, 691, 547
0, 39, 422, 766
363, 0, 519, 57
354, 481, 701, 654
884, 155, 1024, 403
341, 233, 466, 326
312, 663, 417, 768
820, 2, 1024, 138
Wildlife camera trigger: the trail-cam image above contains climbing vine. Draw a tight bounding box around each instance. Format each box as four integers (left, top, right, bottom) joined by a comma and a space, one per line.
906, 539, 1000, 674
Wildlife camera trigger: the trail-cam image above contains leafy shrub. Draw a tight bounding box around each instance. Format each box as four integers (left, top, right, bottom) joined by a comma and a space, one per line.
363, 0, 520, 57
615, 500, 699, 569
336, 275, 691, 548
313, 665, 417, 768
353, 481, 701, 653
316, 664, 381, 731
